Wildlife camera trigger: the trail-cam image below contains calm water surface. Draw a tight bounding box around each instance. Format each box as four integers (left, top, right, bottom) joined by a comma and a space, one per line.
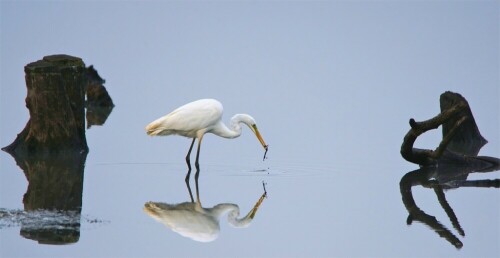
1, 2, 499, 257
1, 102, 498, 257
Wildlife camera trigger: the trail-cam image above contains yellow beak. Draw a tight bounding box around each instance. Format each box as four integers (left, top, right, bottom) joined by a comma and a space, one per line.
252, 124, 269, 161
252, 124, 268, 150
248, 190, 267, 219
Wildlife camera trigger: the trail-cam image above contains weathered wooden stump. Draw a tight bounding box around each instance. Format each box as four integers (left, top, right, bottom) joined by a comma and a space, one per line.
2, 54, 88, 156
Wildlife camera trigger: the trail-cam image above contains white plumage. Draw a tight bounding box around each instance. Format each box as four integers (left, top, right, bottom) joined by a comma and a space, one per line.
146, 99, 223, 138
145, 99, 268, 176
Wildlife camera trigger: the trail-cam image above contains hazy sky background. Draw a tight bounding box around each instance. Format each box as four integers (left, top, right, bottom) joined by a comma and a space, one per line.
1, 1, 499, 257
1, 1, 498, 161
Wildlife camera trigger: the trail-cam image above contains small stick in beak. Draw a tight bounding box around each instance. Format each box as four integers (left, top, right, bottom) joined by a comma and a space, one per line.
263, 145, 269, 161
262, 180, 268, 197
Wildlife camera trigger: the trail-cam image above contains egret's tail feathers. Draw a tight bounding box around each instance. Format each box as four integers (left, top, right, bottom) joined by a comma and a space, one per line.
145, 120, 166, 136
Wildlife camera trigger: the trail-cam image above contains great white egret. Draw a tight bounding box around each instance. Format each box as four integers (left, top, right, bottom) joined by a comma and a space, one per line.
145, 99, 268, 177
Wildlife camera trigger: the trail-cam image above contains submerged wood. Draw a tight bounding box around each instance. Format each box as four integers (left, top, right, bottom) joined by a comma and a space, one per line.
400, 91, 499, 169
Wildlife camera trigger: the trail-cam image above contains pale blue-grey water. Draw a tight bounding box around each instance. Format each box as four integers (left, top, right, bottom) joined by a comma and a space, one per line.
1, 2, 499, 257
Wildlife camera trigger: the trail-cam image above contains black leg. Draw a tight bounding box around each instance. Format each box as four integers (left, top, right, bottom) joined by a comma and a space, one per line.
185, 138, 196, 170
194, 171, 201, 204
185, 174, 194, 202
193, 135, 203, 203
184, 138, 196, 182
194, 135, 203, 172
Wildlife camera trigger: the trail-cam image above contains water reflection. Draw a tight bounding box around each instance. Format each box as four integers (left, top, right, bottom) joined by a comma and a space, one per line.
1, 151, 87, 244
399, 165, 499, 249
144, 175, 267, 242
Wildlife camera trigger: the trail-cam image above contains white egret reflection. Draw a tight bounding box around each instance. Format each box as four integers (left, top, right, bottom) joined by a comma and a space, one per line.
144, 179, 267, 243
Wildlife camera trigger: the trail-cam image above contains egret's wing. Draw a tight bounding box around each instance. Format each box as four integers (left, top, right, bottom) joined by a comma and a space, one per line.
165, 102, 222, 132
146, 99, 222, 136
144, 202, 219, 242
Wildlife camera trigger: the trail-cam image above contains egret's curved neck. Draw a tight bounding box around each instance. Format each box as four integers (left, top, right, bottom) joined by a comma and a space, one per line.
211, 190, 266, 228
211, 204, 253, 228
211, 114, 255, 139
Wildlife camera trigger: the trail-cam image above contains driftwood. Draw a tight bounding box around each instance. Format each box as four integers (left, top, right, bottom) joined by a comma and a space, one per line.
400, 91, 498, 169
399, 91, 499, 249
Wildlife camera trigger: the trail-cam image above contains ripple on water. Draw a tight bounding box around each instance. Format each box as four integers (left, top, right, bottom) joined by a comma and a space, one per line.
0, 208, 108, 231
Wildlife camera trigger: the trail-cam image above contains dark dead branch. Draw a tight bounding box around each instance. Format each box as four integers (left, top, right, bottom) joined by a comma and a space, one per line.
400, 91, 498, 169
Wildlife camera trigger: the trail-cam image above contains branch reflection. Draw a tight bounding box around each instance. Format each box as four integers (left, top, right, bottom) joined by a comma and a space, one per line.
144, 173, 267, 242
400, 163, 499, 249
